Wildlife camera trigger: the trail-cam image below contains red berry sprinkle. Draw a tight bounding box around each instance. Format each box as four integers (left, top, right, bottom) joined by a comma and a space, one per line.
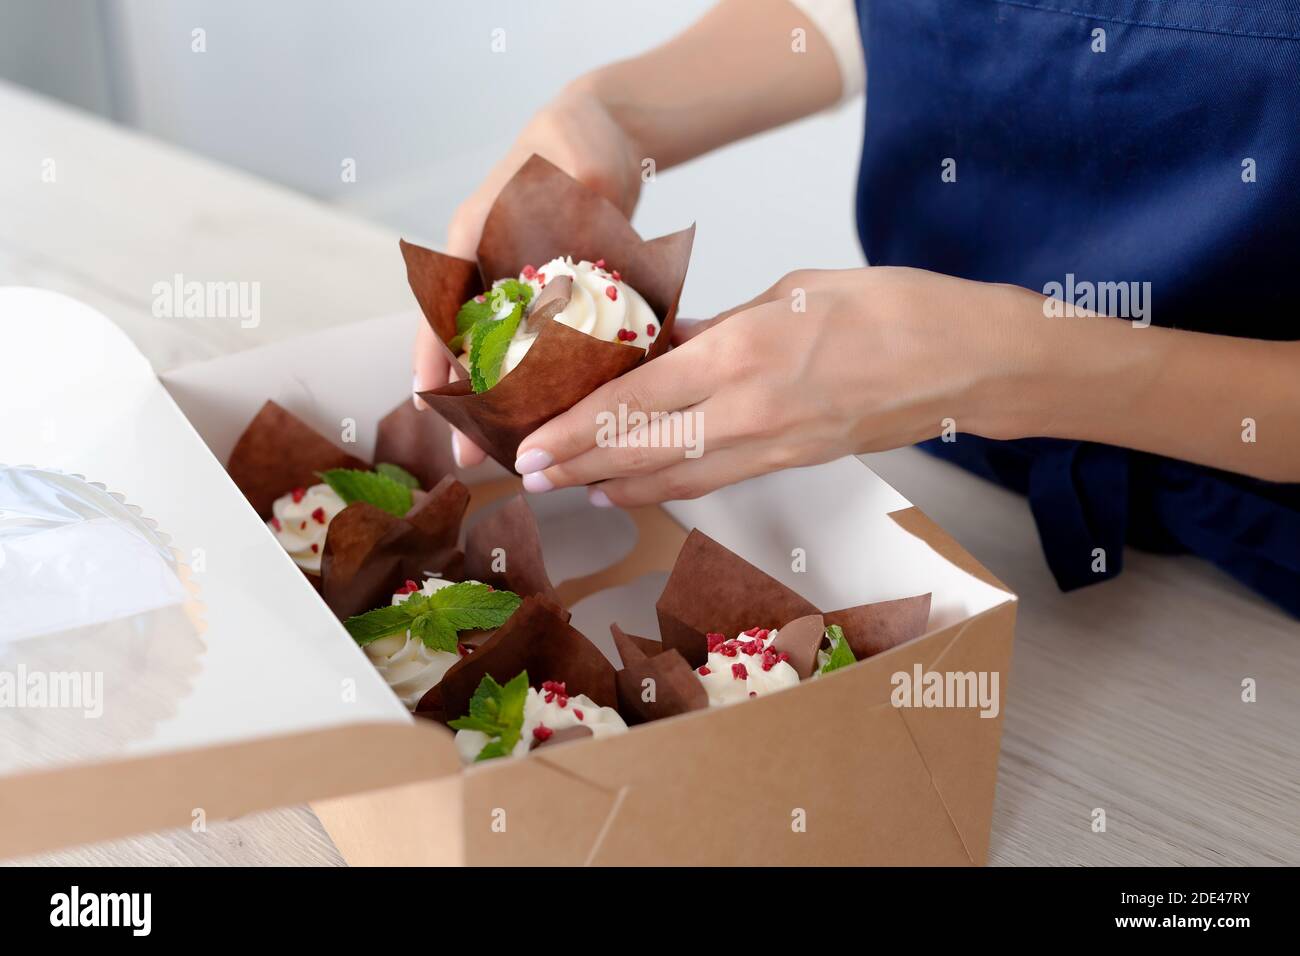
595, 258, 607, 269
537, 272, 546, 285
521, 264, 538, 280
271, 517, 282, 532
605, 285, 618, 302
396, 579, 420, 595
574, 709, 584, 720
756, 628, 770, 641
291, 487, 306, 504
706, 631, 726, 651
749, 691, 757, 698
743, 627, 760, 638
311, 506, 326, 525
646, 324, 657, 338
310, 543, 319, 554
474, 294, 486, 303
457, 643, 470, 657
532, 725, 553, 742
732, 662, 748, 680
698, 666, 711, 676
777, 651, 791, 664
299, 521, 307, 530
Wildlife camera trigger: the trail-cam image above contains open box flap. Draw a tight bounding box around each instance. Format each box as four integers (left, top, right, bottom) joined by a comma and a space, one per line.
0, 288, 466, 855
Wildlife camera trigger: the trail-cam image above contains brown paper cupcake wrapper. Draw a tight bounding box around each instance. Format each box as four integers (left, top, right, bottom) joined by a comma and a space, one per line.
610, 624, 707, 724
419, 596, 615, 726
226, 399, 466, 619
320, 475, 470, 621
655, 529, 933, 669
463, 495, 559, 604
403, 153, 695, 470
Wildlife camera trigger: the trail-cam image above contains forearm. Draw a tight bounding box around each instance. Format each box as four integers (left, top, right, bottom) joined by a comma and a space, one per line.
977, 285, 1300, 482
568, 0, 842, 171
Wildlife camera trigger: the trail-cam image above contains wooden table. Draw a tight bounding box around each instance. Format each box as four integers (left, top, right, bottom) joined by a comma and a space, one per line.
3, 81, 1296, 866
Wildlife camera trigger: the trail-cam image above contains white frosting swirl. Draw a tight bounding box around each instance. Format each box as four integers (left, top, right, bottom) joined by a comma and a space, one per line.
500, 256, 659, 377
268, 483, 347, 573
695, 628, 800, 707
364, 576, 463, 709
454, 681, 627, 763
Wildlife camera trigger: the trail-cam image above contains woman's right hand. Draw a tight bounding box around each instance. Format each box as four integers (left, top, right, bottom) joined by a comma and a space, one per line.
412, 84, 644, 468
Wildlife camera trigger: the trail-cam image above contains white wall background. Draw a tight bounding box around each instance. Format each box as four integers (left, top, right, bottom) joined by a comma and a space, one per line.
2, 0, 865, 317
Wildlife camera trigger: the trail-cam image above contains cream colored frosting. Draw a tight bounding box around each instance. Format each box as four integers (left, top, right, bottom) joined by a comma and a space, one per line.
500, 256, 659, 377
267, 483, 347, 573
454, 681, 627, 763
364, 576, 463, 710
695, 627, 800, 706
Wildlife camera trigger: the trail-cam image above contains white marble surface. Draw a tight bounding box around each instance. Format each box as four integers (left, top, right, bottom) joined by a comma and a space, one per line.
2, 80, 1296, 866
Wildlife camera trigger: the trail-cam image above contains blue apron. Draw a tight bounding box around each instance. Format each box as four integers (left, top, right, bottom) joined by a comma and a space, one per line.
855, 0, 1300, 615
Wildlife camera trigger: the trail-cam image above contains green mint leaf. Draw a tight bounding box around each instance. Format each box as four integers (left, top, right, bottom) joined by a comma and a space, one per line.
318, 468, 413, 517
468, 304, 523, 393
493, 279, 533, 308
455, 295, 496, 335
820, 624, 856, 674
450, 669, 530, 762
425, 580, 523, 631
466, 315, 495, 393
409, 613, 459, 653
375, 462, 420, 490
343, 600, 421, 647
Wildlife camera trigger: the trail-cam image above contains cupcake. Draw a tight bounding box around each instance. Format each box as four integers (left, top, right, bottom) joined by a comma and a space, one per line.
450, 671, 627, 763
344, 577, 521, 710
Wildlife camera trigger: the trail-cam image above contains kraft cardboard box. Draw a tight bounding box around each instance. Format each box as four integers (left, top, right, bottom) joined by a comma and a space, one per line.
0, 287, 1016, 865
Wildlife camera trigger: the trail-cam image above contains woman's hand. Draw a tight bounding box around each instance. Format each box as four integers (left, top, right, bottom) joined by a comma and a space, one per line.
411, 85, 645, 466
513, 267, 1046, 506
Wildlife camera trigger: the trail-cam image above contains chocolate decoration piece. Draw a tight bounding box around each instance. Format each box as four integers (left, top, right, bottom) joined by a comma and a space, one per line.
531, 725, 594, 751
824, 594, 933, 660
525, 274, 572, 328
436, 597, 617, 724
771, 614, 825, 680
227, 400, 368, 518
403, 154, 695, 471
656, 529, 817, 668
611, 625, 706, 725
464, 495, 558, 603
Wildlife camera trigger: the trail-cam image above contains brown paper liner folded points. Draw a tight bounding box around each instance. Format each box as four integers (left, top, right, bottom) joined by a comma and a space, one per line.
227, 400, 369, 519
321, 476, 470, 621
402, 154, 695, 471
610, 624, 707, 724
418, 597, 614, 726
226, 399, 466, 619
464, 495, 560, 605
655, 529, 933, 669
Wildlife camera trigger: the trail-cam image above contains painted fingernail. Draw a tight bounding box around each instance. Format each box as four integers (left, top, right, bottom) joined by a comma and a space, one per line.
451, 433, 466, 470
412, 373, 429, 411
522, 471, 554, 494
588, 487, 613, 508
514, 448, 553, 474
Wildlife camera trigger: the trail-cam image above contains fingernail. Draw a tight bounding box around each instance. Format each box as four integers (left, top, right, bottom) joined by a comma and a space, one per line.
412, 374, 429, 411
514, 448, 553, 474
588, 487, 613, 508
522, 471, 554, 494
451, 433, 466, 470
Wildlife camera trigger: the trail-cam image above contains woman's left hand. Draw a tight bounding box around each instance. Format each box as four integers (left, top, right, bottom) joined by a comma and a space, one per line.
513, 266, 1045, 507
